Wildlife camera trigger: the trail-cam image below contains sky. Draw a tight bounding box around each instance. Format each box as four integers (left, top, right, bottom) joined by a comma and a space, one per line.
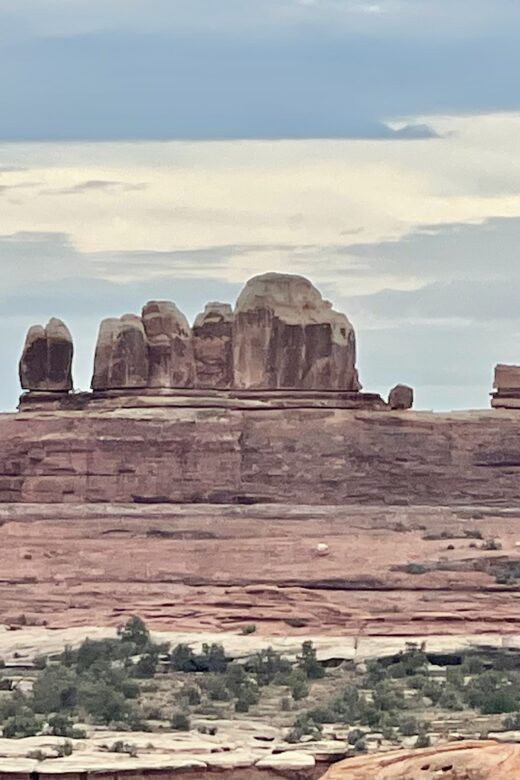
1, 0, 520, 411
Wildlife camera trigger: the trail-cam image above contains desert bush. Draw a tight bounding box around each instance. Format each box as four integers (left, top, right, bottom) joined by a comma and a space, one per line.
171, 711, 191, 731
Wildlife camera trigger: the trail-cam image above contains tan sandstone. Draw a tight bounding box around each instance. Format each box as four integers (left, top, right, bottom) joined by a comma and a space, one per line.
321, 740, 520, 780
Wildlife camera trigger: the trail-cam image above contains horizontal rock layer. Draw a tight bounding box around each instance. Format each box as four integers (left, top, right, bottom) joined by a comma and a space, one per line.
2, 408, 520, 505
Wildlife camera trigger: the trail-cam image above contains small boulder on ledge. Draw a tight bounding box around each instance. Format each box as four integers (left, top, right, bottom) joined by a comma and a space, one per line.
388, 384, 414, 410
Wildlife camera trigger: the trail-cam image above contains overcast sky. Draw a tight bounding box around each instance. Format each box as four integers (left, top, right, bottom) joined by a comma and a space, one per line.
1, 0, 520, 411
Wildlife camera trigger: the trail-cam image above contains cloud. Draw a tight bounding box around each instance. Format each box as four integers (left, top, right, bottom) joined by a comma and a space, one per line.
43, 179, 148, 195
0, 2, 519, 140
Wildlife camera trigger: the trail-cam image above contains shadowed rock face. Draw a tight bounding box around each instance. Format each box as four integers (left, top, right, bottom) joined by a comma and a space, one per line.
233, 273, 359, 390
388, 384, 414, 410
19, 318, 73, 392
193, 303, 234, 388
142, 301, 195, 388
321, 740, 520, 779
91, 315, 149, 390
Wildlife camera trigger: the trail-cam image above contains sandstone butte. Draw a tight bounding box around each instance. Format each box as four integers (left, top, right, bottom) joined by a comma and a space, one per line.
4, 272, 520, 779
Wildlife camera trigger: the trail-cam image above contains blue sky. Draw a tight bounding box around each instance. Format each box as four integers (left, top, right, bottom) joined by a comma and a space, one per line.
1, 1, 520, 410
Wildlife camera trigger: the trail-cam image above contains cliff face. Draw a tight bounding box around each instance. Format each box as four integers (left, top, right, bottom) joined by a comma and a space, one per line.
1, 407, 520, 505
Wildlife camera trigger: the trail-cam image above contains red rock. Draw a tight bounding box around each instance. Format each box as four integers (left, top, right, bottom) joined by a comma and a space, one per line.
193, 303, 234, 388
19, 318, 73, 392
388, 384, 414, 410
233, 273, 359, 390
91, 315, 149, 390
142, 300, 195, 388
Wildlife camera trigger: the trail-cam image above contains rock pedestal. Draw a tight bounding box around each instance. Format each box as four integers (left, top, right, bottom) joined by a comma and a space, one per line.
19, 318, 73, 392
233, 273, 359, 390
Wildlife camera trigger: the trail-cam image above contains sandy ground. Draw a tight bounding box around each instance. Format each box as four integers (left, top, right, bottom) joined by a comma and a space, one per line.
1, 502, 520, 637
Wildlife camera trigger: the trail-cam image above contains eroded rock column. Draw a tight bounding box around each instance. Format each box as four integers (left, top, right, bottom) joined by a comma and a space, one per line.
91, 315, 149, 390
193, 303, 234, 388
19, 318, 73, 392
142, 301, 195, 388
233, 272, 360, 390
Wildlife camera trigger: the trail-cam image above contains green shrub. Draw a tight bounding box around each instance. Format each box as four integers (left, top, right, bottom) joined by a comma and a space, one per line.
2, 709, 42, 738
203, 675, 231, 702
32, 665, 78, 713
249, 648, 292, 686
286, 713, 323, 743
399, 717, 419, 736
119, 616, 150, 652
171, 644, 197, 672
298, 641, 325, 680
240, 625, 257, 635
182, 685, 202, 706
171, 711, 190, 731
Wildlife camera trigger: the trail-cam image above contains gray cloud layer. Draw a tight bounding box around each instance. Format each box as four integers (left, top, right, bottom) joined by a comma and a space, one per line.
0, 1, 519, 140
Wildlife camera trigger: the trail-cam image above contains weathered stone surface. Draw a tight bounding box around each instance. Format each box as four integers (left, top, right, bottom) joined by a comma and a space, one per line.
233, 273, 359, 390
388, 384, 414, 410
91, 315, 149, 390
322, 740, 520, 779
193, 303, 234, 388
494, 364, 520, 391
19, 318, 73, 392
4, 407, 520, 506
142, 300, 195, 388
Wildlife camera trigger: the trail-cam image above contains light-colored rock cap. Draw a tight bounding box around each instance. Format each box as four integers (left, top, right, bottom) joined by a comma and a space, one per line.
321, 740, 520, 780
194, 302, 234, 329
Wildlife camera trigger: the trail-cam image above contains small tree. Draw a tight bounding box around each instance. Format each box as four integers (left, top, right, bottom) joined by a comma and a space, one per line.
171, 711, 191, 731
298, 641, 324, 680
120, 616, 150, 652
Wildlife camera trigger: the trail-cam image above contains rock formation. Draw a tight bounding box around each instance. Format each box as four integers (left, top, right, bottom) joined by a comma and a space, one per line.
388, 384, 414, 410
233, 273, 360, 390
193, 303, 234, 388
19, 318, 73, 392
86, 273, 364, 396
142, 300, 195, 388
322, 740, 520, 779
91, 315, 149, 390
492, 364, 520, 408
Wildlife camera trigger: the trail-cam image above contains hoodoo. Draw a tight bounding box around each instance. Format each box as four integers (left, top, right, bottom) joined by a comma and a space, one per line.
18, 317, 73, 393
233, 273, 359, 390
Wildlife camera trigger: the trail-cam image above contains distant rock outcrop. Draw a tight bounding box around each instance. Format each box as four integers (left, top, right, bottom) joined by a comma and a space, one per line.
19, 318, 73, 392
492, 364, 520, 409
193, 303, 234, 388
142, 300, 195, 388
91, 315, 149, 390
388, 384, 414, 410
233, 273, 359, 390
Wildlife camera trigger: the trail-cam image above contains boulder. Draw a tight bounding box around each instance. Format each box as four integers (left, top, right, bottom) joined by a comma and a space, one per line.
388, 384, 414, 410
19, 318, 73, 392
321, 740, 520, 779
91, 315, 149, 390
233, 273, 359, 390
142, 301, 195, 388
193, 303, 234, 388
